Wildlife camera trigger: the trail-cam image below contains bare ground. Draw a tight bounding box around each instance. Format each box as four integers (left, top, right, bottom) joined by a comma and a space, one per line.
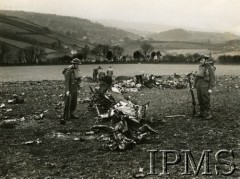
0, 76, 240, 178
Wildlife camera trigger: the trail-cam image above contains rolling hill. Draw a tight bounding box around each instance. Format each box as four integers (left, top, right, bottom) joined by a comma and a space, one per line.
148, 28, 240, 43
0, 10, 140, 45
0, 14, 86, 63
0, 10, 141, 64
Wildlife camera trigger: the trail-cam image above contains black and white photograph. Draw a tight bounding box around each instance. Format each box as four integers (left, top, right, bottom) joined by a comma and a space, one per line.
0, 0, 240, 178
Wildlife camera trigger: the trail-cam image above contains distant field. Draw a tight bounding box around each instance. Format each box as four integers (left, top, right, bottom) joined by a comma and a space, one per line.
22, 34, 56, 44
0, 21, 29, 33
0, 15, 86, 51
123, 44, 240, 59
151, 41, 206, 49
163, 49, 240, 59
0, 36, 55, 53
211, 51, 240, 58
0, 36, 33, 49
163, 49, 211, 55
0, 64, 239, 82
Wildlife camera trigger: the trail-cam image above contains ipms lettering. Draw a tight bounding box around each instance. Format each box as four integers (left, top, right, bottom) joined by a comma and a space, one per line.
148, 150, 235, 176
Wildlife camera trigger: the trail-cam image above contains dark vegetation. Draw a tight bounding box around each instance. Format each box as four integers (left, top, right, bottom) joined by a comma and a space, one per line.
218, 55, 240, 64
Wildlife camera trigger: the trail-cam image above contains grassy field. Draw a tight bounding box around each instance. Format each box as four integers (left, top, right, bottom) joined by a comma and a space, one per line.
0, 76, 240, 178
1, 64, 240, 82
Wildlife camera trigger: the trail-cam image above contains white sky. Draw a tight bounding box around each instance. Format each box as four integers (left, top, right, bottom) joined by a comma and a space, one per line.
1, 0, 240, 35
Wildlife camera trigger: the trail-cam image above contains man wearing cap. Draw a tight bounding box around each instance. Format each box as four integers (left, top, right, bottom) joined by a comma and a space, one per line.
193, 55, 215, 120
61, 58, 81, 124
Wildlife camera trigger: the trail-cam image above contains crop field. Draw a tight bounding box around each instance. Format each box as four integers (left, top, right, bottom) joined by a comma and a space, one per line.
150, 41, 206, 50
0, 36, 55, 54
0, 22, 29, 34
0, 75, 240, 178
0, 37, 34, 49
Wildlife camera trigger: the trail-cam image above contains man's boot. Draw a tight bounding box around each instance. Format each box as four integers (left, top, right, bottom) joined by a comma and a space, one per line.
204, 106, 212, 120
60, 119, 66, 125
194, 106, 204, 118
204, 111, 212, 120
194, 112, 204, 118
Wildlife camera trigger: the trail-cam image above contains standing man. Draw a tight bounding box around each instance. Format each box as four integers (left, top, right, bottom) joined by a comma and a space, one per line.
98, 66, 105, 82
93, 66, 100, 83
193, 55, 215, 120
61, 58, 81, 124
107, 66, 113, 78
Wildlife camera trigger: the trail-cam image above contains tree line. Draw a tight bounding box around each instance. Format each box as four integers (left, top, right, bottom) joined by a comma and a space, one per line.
218, 55, 240, 64
1, 41, 240, 65
0, 44, 46, 65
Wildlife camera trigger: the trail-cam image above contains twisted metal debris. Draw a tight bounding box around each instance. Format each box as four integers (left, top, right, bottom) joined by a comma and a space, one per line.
87, 83, 158, 151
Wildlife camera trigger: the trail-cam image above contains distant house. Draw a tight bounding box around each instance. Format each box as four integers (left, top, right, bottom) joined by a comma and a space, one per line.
70, 49, 77, 55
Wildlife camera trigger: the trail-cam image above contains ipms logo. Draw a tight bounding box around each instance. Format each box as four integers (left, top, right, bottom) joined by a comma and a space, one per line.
148, 150, 235, 176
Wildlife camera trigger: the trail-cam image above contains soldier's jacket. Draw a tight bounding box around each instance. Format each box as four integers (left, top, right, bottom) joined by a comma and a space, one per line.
107, 68, 113, 77
63, 65, 81, 92
98, 69, 106, 79
194, 64, 215, 90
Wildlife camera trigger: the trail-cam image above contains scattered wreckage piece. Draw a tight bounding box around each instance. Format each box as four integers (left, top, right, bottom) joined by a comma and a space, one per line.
165, 114, 186, 118
0, 117, 26, 129
22, 138, 42, 145
8, 93, 24, 104
8, 94, 25, 104
113, 73, 189, 92
0, 103, 5, 108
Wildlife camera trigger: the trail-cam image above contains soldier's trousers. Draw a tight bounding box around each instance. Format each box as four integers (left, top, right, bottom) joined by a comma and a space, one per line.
64, 90, 78, 119
135, 75, 143, 84
196, 86, 211, 115
93, 73, 98, 83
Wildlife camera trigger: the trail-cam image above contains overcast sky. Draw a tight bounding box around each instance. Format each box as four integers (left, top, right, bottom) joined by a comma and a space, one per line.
1, 0, 240, 34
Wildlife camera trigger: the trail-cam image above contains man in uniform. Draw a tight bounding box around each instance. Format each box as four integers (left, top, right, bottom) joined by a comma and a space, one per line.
107, 66, 113, 78
193, 55, 215, 120
61, 58, 81, 124
93, 66, 100, 83
98, 66, 105, 82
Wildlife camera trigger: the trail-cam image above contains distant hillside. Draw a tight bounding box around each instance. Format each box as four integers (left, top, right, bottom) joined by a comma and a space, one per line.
0, 15, 91, 49
0, 10, 140, 45
0, 10, 141, 64
1, 10, 240, 65
0, 13, 88, 63
148, 28, 240, 43
97, 19, 174, 37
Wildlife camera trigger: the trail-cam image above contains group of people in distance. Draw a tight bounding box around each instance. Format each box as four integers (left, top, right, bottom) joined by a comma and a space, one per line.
93, 66, 113, 83
60, 55, 215, 125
